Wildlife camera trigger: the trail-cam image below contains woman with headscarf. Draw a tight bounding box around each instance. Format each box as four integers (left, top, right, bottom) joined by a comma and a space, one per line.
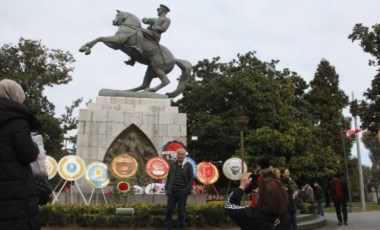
0, 79, 41, 229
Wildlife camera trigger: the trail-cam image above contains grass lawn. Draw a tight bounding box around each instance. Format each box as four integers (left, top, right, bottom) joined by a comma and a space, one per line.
324, 201, 380, 212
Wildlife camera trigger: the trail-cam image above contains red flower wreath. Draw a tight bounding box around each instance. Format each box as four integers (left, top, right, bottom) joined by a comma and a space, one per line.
167, 142, 184, 151
117, 181, 130, 193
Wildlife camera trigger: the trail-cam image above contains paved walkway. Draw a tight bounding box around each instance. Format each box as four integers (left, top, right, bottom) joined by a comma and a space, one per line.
317, 211, 380, 230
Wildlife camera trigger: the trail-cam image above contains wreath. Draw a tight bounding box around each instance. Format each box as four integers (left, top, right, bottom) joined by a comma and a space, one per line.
113, 179, 131, 196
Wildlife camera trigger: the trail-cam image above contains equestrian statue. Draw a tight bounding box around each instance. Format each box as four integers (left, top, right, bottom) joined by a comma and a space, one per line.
79, 5, 192, 98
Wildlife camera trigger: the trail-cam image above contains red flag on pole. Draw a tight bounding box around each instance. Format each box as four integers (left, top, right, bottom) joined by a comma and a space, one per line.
345, 129, 361, 138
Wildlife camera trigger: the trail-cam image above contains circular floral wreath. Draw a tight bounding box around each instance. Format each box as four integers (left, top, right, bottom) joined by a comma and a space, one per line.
113, 180, 131, 196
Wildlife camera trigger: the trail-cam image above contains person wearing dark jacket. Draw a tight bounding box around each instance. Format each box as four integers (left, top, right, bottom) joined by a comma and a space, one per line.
280, 168, 299, 230
0, 79, 41, 230
164, 148, 194, 230
225, 173, 291, 230
331, 174, 348, 225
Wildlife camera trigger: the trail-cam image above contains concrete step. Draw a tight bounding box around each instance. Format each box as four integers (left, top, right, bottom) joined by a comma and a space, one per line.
298, 215, 327, 230
297, 214, 316, 222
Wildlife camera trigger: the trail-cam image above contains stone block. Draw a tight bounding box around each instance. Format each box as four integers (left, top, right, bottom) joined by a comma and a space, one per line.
119, 104, 135, 112
126, 97, 142, 105
96, 96, 111, 104
143, 112, 159, 124
77, 122, 85, 134
180, 124, 187, 137
111, 97, 127, 104
134, 105, 150, 113
92, 110, 108, 122
159, 113, 175, 125
167, 124, 181, 137
79, 146, 97, 160
84, 122, 98, 134
97, 147, 107, 161
124, 112, 143, 126
175, 113, 187, 125
87, 103, 101, 110
89, 134, 104, 147
97, 122, 107, 135
155, 124, 168, 137
77, 133, 90, 147
108, 110, 124, 123
111, 123, 127, 138
166, 107, 179, 113
78, 109, 92, 122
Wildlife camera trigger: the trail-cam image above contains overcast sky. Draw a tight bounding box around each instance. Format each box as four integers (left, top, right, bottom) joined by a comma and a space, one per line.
1, 0, 379, 166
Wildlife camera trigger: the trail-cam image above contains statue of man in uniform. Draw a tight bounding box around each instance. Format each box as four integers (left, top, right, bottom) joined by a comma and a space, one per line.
125, 4, 171, 66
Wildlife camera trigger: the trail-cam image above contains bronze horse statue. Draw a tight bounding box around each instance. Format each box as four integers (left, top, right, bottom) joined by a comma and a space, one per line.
79, 10, 192, 98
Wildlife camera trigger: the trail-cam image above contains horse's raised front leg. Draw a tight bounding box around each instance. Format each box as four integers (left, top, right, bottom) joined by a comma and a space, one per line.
143, 67, 170, 93
79, 35, 124, 55
125, 66, 154, 92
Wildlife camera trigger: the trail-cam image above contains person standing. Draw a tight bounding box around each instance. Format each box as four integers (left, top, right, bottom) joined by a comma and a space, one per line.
281, 167, 299, 230
164, 148, 194, 230
331, 174, 348, 225
225, 173, 291, 230
250, 156, 274, 207
303, 183, 315, 204
125, 4, 171, 66
0, 79, 41, 230
314, 182, 325, 216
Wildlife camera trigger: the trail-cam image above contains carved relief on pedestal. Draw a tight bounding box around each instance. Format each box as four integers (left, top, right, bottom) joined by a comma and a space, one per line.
103, 124, 158, 186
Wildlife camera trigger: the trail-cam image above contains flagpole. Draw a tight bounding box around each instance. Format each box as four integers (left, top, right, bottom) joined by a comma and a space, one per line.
352, 92, 366, 211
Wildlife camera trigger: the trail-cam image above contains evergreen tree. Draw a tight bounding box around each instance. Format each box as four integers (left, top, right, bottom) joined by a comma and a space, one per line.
305, 59, 350, 158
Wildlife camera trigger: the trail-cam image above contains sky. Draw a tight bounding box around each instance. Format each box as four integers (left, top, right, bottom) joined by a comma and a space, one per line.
1, 0, 379, 166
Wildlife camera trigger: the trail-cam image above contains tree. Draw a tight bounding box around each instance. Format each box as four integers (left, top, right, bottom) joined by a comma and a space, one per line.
0, 38, 77, 160
348, 23, 380, 135
177, 51, 340, 185
305, 59, 351, 160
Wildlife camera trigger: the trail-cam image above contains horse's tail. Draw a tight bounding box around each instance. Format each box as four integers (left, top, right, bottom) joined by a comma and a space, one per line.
166, 59, 193, 98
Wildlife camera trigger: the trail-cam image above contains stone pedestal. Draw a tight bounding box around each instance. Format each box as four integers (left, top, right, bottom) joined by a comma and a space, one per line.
72, 96, 187, 195
76, 96, 187, 164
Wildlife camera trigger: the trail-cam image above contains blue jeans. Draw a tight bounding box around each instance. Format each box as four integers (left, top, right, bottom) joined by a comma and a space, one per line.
165, 189, 188, 230
316, 199, 324, 216
290, 210, 297, 230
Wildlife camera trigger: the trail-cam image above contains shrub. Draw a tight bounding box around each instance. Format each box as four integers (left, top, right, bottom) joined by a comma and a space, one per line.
39, 202, 237, 228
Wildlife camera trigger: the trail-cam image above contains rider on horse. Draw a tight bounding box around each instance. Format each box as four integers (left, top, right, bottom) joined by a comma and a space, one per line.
125, 4, 171, 66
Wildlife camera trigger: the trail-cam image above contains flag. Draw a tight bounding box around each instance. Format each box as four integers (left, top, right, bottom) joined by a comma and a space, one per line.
345, 129, 361, 138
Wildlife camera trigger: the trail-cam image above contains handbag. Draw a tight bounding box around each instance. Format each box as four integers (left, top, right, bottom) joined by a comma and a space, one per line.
30, 160, 53, 205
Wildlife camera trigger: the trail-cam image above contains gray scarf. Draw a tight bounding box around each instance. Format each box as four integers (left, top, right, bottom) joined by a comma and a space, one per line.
0, 79, 25, 103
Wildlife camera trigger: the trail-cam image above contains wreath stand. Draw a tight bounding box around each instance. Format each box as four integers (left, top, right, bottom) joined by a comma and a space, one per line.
200, 179, 221, 202
88, 187, 107, 204
51, 178, 64, 202
226, 180, 232, 198
52, 180, 88, 205
192, 181, 201, 202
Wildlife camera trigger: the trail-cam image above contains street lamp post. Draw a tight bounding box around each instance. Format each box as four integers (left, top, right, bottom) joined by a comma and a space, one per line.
234, 116, 249, 174
64, 133, 70, 154
337, 121, 353, 212
266, 64, 276, 158
191, 136, 198, 161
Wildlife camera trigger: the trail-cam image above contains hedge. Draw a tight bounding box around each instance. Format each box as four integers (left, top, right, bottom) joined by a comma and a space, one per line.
39, 201, 237, 228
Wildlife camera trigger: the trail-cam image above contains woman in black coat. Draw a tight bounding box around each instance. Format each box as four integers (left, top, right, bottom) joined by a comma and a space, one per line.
0, 79, 41, 230
225, 173, 291, 230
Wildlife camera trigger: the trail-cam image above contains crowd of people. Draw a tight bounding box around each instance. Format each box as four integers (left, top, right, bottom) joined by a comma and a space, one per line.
225, 156, 349, 230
